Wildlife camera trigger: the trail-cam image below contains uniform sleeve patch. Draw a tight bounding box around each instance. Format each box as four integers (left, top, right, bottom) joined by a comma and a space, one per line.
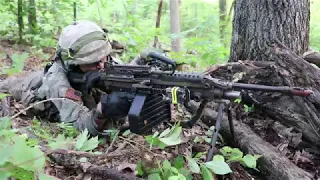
65, 88, 82, 101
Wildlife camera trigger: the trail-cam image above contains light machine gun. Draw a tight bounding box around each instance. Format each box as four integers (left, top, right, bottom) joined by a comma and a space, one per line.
71, 52, 313, 161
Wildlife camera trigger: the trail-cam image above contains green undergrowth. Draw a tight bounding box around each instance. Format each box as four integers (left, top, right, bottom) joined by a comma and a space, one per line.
0, 114, 262, 180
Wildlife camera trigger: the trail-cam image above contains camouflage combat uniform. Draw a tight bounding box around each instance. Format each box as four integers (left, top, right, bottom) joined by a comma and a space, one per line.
0, 20, 141, 136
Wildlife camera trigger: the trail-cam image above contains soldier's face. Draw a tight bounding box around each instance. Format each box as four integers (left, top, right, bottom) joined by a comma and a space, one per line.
79, 56, 107, 72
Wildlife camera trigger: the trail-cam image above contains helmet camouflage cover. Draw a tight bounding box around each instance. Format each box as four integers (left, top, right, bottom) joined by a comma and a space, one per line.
57, 20, 112, 65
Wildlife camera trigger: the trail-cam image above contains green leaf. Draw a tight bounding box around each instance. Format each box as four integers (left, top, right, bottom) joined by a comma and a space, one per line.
173, 155, 185, 170
159, 137, 183, 146
122, 129, 131, 136
147, 173, 162, 180
37, 172, 56, 180
6, 52, 28, 75
162, 159, 173, 179
168, 174, 187, 180
201, 164, 214, 180
159, 126, 183, 146
178, 168, 193, 180
0, 171, 11, 180
159, 127, 171, 138
201, 136, 211, 144
145, 135, 160, 146
75, 129, 89, 150
9, 136, 45, 172
204, 155, 232, 175
242, 154, 257, 168
221, 146, 233, 154
193, 136, 203, 143
201, 53, 210, 61
194, 152, 204, 159
0, 145, 12, 165
136, 160, 144, 176
48, 134, 72, 150
171, 167, 179, 174
228, 148, 243, 162
163, 159, 171, 170
80, 136, 99, 152
0, 93, 11, 100
168, 126, 182, 140
5, 164, 34, 180
254, 154, 262, 160
0, 117, 11, 130
185, 156, 200, 174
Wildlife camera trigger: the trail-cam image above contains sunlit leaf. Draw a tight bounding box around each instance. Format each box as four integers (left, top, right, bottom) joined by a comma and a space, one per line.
204, 155, 232, 175
80, 136, 99, 151
75, 128, 89, 150
201, 164, 214, 180
0, 93, 11, 100
185, 156, 200, 174
242, 154, 257, 168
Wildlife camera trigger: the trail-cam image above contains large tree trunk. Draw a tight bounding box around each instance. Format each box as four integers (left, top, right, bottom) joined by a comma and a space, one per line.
229, 0, 310, 62
226, 0, 320, 145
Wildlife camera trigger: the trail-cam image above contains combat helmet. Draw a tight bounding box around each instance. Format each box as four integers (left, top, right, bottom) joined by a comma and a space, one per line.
56, 20, 112, 65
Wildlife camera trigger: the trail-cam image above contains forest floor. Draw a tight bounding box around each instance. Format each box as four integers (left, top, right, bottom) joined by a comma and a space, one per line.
0, 40, 319, 180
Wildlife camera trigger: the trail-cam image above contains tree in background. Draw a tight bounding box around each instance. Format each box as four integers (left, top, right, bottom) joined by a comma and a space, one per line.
170, 0, 181, 52
229, 0, 310, 62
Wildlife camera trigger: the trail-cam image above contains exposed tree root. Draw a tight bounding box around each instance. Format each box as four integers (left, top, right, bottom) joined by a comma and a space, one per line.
47, 150, 145, 180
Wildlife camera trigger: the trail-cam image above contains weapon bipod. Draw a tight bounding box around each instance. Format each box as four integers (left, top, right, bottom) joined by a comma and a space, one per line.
181, 99, 235, 162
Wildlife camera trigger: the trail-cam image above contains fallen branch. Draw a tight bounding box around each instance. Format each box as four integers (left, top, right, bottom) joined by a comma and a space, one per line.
49, 150, 144, 180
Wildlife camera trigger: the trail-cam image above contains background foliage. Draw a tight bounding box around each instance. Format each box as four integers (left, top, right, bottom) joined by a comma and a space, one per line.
1, 0, 318, 70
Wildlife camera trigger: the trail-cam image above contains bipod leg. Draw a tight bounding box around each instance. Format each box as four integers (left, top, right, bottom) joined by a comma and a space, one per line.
205, 102, 225, 162
182, 99, 208, 128
227, 103, 235, 144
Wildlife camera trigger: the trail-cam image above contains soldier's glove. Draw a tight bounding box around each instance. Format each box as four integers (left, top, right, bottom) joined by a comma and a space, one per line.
100, 91, 135, 118
83, 71, 101, 94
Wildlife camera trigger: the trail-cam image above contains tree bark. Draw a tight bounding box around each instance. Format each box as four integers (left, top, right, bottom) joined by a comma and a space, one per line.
209, 44, 320, 147
170, 0, 181, 52
229, 0, 310, 62
153, 0, 163, 49
17, 0, 24, 43
28, 0, 37, 34
219, 0, 227, 48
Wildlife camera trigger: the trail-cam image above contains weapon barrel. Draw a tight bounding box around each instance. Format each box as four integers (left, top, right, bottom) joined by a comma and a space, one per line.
232, 83, 313, 97
223, 91, 241, 99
